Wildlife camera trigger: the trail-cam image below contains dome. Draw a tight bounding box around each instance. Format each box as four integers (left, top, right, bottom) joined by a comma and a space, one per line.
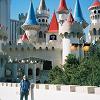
89, 0, 100, 10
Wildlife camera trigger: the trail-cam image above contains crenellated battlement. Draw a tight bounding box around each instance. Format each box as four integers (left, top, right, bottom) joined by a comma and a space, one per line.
18, 13, 27, 21
1, 83, 100, 100
0, 82, 19, 87
0, 83, 100, 94
33, 84, 98, 94
3, 43, 61, 52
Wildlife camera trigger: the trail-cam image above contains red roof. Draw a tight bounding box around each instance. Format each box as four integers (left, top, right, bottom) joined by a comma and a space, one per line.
21, 33, 28, 41
89, 0, 100, 10
48, 12, 59, 33
67, 13, 74, 24
57, 0, 68, 13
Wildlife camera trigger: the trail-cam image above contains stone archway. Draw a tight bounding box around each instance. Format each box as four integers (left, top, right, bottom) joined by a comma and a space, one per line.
5, 68, 12, 82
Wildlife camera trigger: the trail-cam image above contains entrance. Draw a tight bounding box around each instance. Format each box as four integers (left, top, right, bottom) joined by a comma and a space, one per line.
43, 61, 52, 70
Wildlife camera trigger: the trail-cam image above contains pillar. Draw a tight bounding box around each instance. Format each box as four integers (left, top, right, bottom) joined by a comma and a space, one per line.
1, 58, 6, 79
32, 63, 36, 83
13, 63, 17, 81
25, 64, 28, 77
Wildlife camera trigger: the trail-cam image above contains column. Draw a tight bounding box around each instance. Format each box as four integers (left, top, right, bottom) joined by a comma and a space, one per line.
13, 63, 17, 81
25, 64, 28, 77
32, 63, 36, 83
1, 59, 6, 79
40, 62, 43, 70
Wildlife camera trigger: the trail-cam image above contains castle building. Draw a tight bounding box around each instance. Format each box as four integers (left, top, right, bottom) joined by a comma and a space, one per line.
89, 0, 100, 42
0, 0, 88, 83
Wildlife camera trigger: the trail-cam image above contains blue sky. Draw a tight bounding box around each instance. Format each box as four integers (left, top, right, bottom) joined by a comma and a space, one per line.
11, 0, 93, 23
11, 0, 94, 35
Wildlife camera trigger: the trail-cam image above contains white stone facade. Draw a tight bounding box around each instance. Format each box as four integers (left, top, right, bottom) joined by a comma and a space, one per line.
0, 83, 100, 100
0, 0, 87, 83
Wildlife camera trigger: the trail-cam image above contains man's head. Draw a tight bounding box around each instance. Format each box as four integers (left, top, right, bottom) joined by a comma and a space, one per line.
23, 75, 27, 80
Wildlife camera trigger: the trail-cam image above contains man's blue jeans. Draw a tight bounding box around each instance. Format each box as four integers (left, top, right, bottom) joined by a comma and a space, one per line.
20, 91, 29, 100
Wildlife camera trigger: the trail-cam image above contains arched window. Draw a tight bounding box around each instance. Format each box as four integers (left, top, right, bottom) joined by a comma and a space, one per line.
46, 19, 48, 22
33, 47, 36, 50
94, 10, 96, 14
39, 31, 43, 38
39, 47, 42, 50
93, 28, 96, 35
52, 47, 55, 50
64, 32, 68, 38
98, 29, 100, 35
98, 10, 100, 13
95, 15, 97, 19
42, 19, 45, 22
21, 47, 24, 51
10, 47, 12, 51
46, 47, 48, 50
44, 34, 46, 38
5, 69, 12, 77
38, 19, 41, 22
28, 68, 33, 76
50, 35, 57, 40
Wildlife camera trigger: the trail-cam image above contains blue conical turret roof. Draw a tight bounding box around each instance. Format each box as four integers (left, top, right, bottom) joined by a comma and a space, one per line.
23, 1, 37, 25
73, 0, 84, 22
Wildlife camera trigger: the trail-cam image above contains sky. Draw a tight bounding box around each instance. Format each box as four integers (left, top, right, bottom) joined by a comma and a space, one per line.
11, 0, 94, 35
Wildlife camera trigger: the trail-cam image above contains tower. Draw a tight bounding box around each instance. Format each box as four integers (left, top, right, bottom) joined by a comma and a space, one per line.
0, 0, 10, 41
61, 0, 88, 64
57, 0, 69, 34
36, 0, 49, 43
47, 11, 60, 47
88, 0, 100, 42
22, 0, 40, 45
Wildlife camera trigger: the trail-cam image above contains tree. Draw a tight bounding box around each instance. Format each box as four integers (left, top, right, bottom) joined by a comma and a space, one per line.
48, 66, 64, 84
48, 54, 79, 85
48, 42, 100, 86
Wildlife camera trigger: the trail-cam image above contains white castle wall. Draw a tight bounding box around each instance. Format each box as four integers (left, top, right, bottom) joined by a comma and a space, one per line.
90, 8, 100, 24
3, 44, 62, 66
62, 38, 71, 64
0, 83, 100, 100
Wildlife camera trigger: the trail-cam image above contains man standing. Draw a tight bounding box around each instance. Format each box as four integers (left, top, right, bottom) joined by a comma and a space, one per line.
20, 75, 30, 100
